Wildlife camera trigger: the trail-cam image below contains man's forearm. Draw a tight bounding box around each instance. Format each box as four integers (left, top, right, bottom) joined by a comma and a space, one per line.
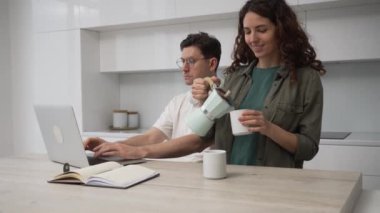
118, 134, 155, 146
118, 128, 168, 146
139, 134, 212, 158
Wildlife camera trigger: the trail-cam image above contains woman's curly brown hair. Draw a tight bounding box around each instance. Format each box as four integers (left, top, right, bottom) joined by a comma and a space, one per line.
227, 0, 326, 79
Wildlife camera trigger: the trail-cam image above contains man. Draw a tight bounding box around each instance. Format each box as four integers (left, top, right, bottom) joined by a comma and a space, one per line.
84, 32, 221, 160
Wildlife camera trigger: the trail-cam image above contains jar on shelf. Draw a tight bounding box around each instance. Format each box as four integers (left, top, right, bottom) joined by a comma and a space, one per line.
128, 111, 139, 129
112, 109, 128, 129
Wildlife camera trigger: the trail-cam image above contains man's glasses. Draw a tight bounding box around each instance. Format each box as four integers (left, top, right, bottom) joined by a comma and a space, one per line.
176, 57, 208, 69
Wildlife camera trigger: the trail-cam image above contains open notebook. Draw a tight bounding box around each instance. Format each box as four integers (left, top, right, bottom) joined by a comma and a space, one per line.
49, 161, 159, 189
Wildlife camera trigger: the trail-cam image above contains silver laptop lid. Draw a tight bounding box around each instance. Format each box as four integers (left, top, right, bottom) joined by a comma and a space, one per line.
34, 105, 90, 168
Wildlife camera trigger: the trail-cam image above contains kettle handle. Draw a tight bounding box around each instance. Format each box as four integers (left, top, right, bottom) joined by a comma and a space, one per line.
204, 77, 217, 90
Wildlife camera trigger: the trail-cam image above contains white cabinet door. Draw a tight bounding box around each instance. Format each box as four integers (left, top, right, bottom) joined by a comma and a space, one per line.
99, 24, 189, 72
175, 0, 297, 19
305, 145, 380, 176
97, 8, 307, 72
80, 0, 299, 30
304, 144, 380, 189
306, 4, 380, 61
33, 0, 80, 32
189, 19, 236, 68
175, 0, 245, 18
80, 0, 176, 28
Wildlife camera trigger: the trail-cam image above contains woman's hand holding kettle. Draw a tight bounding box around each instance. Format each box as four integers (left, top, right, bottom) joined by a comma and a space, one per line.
191, 76, 221, 105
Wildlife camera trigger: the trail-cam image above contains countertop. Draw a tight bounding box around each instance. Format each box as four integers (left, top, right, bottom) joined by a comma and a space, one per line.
0, 154, 362, 213
82, 129, 148, 139
319, 132, 380, 146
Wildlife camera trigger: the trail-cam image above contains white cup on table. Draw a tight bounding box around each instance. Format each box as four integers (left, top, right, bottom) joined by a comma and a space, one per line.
203, 149, 227, 179
230, 109, 251, 136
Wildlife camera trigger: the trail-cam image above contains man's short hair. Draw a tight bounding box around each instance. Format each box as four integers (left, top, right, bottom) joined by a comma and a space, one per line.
180, 32, 221, 70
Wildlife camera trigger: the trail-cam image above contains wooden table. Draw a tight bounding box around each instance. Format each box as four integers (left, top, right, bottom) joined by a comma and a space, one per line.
0, 154, 361, 212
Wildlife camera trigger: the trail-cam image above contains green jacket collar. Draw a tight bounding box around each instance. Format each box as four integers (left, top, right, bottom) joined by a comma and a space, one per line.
239, 60, 289, 79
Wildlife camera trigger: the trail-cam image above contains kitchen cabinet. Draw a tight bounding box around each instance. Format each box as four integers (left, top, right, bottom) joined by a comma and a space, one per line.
296, 0, 380, 10
99, 24, 188, 72
306, 4, 380, 62
188, 19, 237, 70
79, 0, 250, 30
79, 0, 176, 29
174, 0, 245, 18
304, 132, 380, 190
99, 18, 237, 72
33, 0, 80, 32
78, 0, 378, 32
91, 0, 380, 73
35, 0, 377, 34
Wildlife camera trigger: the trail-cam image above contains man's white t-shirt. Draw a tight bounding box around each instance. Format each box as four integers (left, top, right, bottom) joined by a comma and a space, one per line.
153, 91, 196, 139
152, 91, 206, 162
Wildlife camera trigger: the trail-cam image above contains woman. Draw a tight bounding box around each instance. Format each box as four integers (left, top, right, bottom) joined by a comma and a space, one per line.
193, 0, 326, 168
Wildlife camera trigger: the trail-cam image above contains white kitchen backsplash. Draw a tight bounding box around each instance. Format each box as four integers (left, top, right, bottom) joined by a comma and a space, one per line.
119, 71, 188, 128
321, 60, 380, 132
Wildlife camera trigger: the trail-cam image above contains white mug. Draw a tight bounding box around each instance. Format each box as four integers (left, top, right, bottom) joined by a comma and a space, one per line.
230, 109, 251, 136
203, 149, 227, 179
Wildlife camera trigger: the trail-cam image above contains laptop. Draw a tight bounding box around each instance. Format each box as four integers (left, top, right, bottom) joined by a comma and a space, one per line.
34, 105, 145, 168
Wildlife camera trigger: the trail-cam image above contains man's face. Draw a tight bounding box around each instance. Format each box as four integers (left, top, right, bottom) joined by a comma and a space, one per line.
179, 46, 215, 86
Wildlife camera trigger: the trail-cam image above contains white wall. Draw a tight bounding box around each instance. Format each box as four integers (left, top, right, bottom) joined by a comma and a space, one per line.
120, 71, 188, 128
0, 0, 13, 156
81, 29, 120, 132
119, 67, 227, 129
8, 0, 44, 155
